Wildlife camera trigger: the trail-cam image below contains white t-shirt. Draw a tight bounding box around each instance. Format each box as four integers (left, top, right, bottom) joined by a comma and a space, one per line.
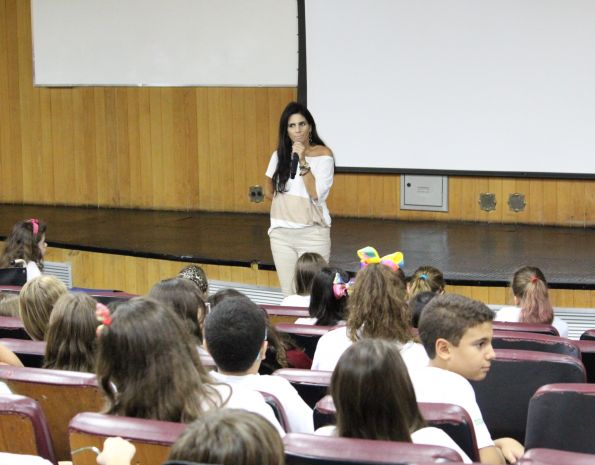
409, 366, 494, 450
210, 371, 313, 433
281, 294, 311, 307
26, 262, 42, 282
209, 381, 285, 436
265, 152, 334, 234
315, 425, 470, 463
494, 306, 569, 337
311, 326, 429, 372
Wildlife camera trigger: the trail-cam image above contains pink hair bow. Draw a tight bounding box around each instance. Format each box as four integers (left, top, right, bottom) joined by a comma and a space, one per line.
357, 246, 404, 272
96, 303, 112, 336
332, 273, 354, 299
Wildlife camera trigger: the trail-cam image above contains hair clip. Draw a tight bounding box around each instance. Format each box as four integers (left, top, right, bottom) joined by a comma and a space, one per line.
96, 303, 112, 336
530, 275, 539, 283
357, 246, 404, 272
27, 218, 39, 236
332, 273, 354, 299
419, 273, 428, 280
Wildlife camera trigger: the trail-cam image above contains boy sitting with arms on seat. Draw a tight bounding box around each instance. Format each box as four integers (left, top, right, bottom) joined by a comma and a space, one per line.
204, 296, 314, 433
411, 294, 524, 464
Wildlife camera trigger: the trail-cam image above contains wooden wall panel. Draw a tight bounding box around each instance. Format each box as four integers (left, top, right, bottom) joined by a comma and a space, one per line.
44, 248, 594, 308
0, 0, 593, 226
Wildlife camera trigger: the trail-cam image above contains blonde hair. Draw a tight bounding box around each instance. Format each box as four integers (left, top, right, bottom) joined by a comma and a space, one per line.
511, 266, 554, 325
0, 292, 20, 317
169, 409, 284, 465
19, 276, 68, 340
408, 266, 445, 298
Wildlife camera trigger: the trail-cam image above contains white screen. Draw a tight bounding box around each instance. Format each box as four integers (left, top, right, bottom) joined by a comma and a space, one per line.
31, 0, 298, 87
306, 0, 595, 176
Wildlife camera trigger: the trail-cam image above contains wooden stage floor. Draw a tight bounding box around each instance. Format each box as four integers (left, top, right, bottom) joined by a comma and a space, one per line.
0, 204, 593, 290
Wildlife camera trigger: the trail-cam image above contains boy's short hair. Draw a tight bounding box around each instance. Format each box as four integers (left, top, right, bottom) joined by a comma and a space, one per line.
204, 297, 267, 373
418, 294, 495, 359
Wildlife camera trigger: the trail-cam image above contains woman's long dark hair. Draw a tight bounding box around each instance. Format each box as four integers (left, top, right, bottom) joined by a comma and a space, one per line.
272, 102, 326, 194
0, 219, 47, 269
308, 267, 348, 326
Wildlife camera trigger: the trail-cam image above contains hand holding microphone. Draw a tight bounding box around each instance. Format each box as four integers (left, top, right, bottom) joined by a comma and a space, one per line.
290, 141, 306, 179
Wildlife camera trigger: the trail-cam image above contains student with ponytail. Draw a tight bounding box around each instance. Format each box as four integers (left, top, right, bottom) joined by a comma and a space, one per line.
407, 265, 445, 299
0, 219, 48, 281
495, 266, 568, 337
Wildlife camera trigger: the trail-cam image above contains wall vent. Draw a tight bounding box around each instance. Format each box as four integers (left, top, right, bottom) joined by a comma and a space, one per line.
43, 261, 73, 288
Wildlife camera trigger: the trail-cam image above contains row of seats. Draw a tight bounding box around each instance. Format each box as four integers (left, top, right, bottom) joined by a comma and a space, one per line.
1, 363, 594, 463
2, 388, 594, 465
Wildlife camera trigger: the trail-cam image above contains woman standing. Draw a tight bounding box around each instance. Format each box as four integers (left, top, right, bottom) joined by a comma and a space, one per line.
265, 102, 335, 296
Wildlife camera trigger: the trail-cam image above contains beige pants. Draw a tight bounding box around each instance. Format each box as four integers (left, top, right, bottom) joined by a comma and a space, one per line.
269, 226, 331, 296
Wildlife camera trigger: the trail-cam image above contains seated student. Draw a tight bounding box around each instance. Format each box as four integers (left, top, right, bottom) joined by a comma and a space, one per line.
149, 277, 207, 346
43, 292, 99, 372
411, 294, 524, 465
209, 288, 307, 372
409, 291, 437, 328
295, 267, 349, 326
97, 409, 284, 465
19, 275, 68, 340
495, 266, 568, 337
0, 218, 48, 282
95, 296, 284, 435
281, 252, 327, 307
316, 339, 470, 463
205, 297, 314, 433
407, 266, 445, 299
312, 263, 428, 372
178, 264, 209, 301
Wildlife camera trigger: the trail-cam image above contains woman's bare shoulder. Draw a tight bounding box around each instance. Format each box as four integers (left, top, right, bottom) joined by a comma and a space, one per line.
307, 145, 333, 157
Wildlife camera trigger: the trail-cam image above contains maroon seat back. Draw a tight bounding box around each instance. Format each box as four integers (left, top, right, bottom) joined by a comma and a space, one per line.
283, 433, 463, 465
314, 396, 479, 462
0, 315, 30, 340
0, 338, 46, 367
492, 321, 559, 336
576, 340, 595, 383
275, 323, 334, 359
0, 365, 105, 461
525, 383, 595, 455
0, 394, 56, 464
69, 412, 186, 465
258, 390, 291, 433
262, 305, 310, 324
580, 329, 595, 341
491, 330, 580, 358
274, 368, 331, 408
470, 349, 586, 443
518, 448, 595, 465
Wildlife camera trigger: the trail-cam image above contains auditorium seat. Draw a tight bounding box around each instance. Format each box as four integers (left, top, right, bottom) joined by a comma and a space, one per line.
576, 340, 595, 383
0, 365, 105, 461
275, 323, 335, 359
283, 432, 464, 465
0, 315, 30, 340
0, 267, 27, 286
525, 383, 595, 455
262, 305, 310, 324
198, 352, 216, 370
314, 395, 479, 462
492, 321, 559, 336
491, 330, 580, 358
273, 368, 331, 408
517, 448, 595, 465
580, 329, 595, 341
0, 394, 56, 464
0, 338, 45, 367
470, 349, 586, 444
69, 412, 186, 465
258, 390, 291, 433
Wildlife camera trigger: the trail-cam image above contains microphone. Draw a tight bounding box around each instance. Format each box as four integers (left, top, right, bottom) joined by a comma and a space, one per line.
290, 153, 299, 179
